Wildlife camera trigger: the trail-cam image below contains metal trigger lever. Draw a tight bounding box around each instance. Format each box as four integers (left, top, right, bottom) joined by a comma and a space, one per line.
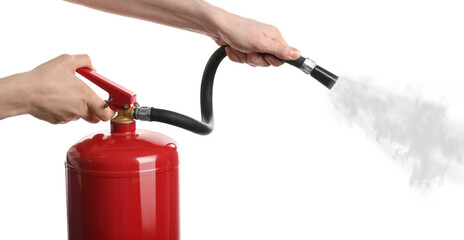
104, 95, 114, 108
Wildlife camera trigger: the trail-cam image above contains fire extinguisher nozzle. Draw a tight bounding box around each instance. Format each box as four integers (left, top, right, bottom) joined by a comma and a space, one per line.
310, 65, 338, 90
282, 56, 338, 90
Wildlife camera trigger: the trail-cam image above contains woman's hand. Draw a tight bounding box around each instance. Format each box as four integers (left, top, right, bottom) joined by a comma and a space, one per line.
211, 12, 301, 67
0, 54, 115, 124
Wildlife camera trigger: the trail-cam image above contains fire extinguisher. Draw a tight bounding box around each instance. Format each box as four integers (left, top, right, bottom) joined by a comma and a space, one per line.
66, 46, 338, 240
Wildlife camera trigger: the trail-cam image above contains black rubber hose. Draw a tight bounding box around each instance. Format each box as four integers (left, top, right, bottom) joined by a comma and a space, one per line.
148, 46, 227, 135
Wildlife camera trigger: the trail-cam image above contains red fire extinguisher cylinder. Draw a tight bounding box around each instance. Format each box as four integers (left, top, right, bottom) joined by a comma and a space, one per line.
66, 68, 179, 240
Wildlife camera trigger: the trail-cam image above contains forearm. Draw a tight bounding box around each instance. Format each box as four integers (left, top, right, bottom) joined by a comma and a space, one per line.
0, 73, 32, 120
65, 0, 226, 37
64, 0, 300, 65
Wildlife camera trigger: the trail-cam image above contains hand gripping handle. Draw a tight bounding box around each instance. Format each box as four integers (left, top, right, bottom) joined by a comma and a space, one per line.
76, 67, 137, 110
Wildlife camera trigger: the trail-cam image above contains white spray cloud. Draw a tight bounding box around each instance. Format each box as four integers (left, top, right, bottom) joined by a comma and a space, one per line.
329, 77, 464, 187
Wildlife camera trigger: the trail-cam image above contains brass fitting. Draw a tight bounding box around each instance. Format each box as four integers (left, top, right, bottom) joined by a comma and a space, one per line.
111, 104, 136, 124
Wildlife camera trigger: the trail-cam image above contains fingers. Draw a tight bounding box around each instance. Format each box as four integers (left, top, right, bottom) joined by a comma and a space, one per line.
56, 54, 93, 70
71, 56, 113, 123
225, 46, 243, 63
264, 55, 284, 67
212, 14, 300, 62
70, 55, 108, 123
265, 39, 301, 61
247, 53, 270, 67
212, 36, 227, 46
28, 53, 113, 125
70, 84, 114, 124
226, 47, 271, 67
71, 54, 94, 70
82, 113, 101, 124
251, 26, 300, 61
230, 47, 248, 64
87, 91, 115, 122
246, 25, 300, 61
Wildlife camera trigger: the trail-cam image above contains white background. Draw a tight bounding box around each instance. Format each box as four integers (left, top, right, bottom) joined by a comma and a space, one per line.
1, 0, 464, 239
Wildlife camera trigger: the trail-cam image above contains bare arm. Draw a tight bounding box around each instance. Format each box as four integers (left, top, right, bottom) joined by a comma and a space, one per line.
1, 0, 299, 123
65, 0, 301, 66
66, 0, 216, 35
0, 73, 31, 120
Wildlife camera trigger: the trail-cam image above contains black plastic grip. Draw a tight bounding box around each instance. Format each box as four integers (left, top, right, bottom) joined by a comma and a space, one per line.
282, 56, 306, 68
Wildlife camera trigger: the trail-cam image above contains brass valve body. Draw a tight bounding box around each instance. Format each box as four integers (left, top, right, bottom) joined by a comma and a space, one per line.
111, 104, 136, 124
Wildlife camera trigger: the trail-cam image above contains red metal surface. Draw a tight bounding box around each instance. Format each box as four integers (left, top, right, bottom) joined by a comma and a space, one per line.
66, 123, 179, 240
76, 67, 137, 109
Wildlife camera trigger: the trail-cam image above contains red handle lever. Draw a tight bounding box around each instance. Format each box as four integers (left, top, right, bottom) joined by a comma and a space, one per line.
76, 67, 136, 110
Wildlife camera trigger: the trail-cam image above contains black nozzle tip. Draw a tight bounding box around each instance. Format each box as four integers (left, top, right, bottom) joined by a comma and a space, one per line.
310, 65, 338, 90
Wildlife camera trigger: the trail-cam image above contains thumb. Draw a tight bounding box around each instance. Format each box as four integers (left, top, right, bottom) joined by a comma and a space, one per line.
69, 54, 94, 71
87, 92, 115, 121
266, 40, 301, 61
